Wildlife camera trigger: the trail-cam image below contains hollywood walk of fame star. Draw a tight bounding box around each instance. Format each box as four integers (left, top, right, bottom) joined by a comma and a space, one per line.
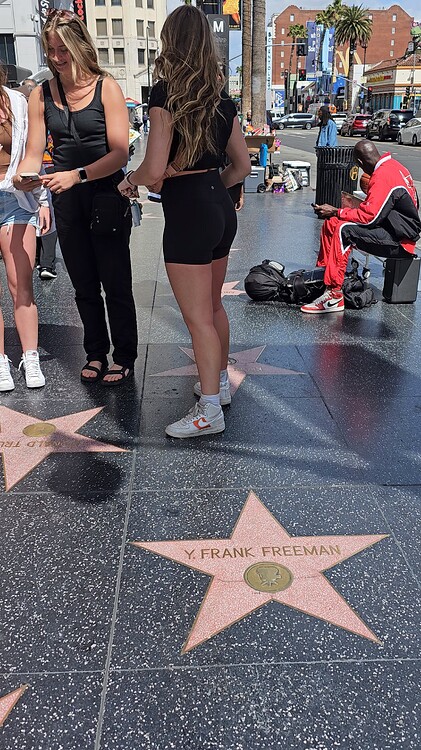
132, 491, 388, 653
0, 406, 125, 491
0, 685, 28, 727
151, 346, 304, 396
221, 281, 246, 298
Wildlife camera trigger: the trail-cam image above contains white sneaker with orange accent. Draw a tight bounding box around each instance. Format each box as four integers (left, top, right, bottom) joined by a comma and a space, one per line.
301, 288, 345, 314
165, 402, 225, 438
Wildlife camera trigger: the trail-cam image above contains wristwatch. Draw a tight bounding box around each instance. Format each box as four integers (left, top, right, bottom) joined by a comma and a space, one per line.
77, 167, 88, 183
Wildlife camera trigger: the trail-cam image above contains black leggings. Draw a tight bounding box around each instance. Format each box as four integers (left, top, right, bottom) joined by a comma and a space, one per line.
161, 170, 237, 264
53, 180, 137, 369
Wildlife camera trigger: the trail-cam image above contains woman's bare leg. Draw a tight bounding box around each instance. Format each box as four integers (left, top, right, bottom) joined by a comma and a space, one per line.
0, 223, 39, 352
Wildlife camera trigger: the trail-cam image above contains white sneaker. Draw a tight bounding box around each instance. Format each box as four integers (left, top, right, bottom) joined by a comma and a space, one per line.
19, 350, 45, 388
193, 380, 231, 405
0, 354, 15, 391
165, 401, 225, 438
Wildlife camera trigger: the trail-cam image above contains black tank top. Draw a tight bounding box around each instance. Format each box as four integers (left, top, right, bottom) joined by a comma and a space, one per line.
42, 79, 109, 171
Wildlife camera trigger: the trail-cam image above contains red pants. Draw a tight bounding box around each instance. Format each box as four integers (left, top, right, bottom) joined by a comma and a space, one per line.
317, 217, 405, 289
316, 217, 352, 289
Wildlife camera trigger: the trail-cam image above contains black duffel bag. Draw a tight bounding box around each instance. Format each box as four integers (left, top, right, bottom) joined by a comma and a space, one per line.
244, 260, 325, 305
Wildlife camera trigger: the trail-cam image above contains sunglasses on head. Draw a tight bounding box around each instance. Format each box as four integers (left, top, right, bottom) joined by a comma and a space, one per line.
46, 8, 77, 21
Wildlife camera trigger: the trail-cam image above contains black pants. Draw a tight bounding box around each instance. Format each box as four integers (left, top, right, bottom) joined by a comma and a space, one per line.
53, 180, 137, 368
36, 230, 57, 269
341, 224, 412, 261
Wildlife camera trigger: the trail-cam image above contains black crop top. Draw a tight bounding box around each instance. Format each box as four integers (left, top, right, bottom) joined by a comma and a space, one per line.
42, 79, 109, 171
148, 80, 237, 171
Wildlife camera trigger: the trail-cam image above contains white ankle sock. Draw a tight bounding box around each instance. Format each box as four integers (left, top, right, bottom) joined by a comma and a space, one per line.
219, 369, 229, 385
199, 394, 220, 408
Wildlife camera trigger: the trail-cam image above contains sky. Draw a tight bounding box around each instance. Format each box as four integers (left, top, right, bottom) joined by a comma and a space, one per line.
167, 1, 420, 74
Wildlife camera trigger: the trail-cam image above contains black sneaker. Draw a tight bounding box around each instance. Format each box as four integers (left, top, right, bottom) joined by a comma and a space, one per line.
39, 267, 57, 280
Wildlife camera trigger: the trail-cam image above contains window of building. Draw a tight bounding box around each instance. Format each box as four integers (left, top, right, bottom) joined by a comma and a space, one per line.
98, 48, 109, 63
368, 14, 372, 19
281, 27, 285, 35
114, 48, 125, 64
112, 19, 123, 36
95, 0, 105, 6
281, 51, 284, 58
392, 14, 397, 21
281, 62, 284, 69
339, 60, 343, 68
136, 20, 144, 37
111, 0, 122, 5
148, 21, 155, 37
281, 40, 284, 46
135, 0, 142, 6
391, 39, 394, 46
96, 19, 107, 37
0, 34, 16, 65
147, 0, 154, 7
390, 51, 394, 57
148, 49, 156, 65
391, 27, 395, 33
290, 14, 294, 22
137, 48, 145, 65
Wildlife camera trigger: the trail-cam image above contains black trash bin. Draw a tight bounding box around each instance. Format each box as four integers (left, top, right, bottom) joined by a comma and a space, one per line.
315, 146, 359, 207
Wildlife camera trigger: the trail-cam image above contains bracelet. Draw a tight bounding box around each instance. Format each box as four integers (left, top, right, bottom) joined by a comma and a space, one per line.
125, 170, 137, 187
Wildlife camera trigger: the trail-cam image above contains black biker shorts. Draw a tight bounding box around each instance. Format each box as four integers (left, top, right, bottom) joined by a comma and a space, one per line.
161, 169, 237, 264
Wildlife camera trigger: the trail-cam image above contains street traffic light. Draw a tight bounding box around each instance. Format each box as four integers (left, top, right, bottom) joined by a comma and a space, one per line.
296, 38, 308, 57
405, 86, 410, 97
367, 86, 373, 102
298, 69, 306, 81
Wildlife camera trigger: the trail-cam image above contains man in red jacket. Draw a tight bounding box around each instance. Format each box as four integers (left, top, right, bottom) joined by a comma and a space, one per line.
302, 140, 421, 313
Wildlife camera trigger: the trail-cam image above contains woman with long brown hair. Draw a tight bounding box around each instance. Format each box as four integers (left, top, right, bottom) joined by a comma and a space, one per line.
119, 5, 250, 437
15, 9, 137, 385
0, 65, 50, 390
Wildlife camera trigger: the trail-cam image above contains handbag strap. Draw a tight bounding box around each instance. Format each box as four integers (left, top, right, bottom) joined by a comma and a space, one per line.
56, 77, 84, 150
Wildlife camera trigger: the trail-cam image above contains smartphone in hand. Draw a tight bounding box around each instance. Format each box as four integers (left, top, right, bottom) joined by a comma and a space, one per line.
20, 173, 40, 181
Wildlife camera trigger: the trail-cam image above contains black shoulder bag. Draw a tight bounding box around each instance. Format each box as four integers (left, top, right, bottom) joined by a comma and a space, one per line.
56, 77, 130, 236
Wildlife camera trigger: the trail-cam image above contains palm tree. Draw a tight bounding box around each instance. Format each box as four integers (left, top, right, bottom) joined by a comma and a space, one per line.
335, 4, 372, 110
241, 0, 252, 122
251, 0, 266, 127
287, 23, 307, 113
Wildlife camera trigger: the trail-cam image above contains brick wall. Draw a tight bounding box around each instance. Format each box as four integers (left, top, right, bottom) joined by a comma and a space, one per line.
272, 4, 414, 86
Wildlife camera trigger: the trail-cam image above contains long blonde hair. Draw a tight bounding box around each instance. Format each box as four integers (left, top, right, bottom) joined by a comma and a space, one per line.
153, 6, 224, 168
42, 14, 108, 83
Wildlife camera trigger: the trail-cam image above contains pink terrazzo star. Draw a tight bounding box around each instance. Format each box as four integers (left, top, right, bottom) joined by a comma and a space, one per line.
151, 346, 304, 396
221, 281, 246, 298
0, 685, 28, 727
133, 491, 388, 652
0, 406, 125, 491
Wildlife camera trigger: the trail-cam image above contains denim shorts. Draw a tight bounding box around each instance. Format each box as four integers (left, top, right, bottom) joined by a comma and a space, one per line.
0, 190, 37, 228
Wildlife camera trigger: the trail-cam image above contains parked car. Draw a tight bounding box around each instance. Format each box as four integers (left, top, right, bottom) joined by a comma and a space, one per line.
340, 113, 371, 137
273, 113, 316, 130
397, 117, 421, 145
331, 112, 347, 132
365, 109, 414, 141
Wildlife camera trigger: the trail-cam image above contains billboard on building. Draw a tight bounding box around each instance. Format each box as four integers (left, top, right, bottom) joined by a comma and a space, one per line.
38, 1, 87, 27
222, 0, 241, 30
306, 22, 334, 79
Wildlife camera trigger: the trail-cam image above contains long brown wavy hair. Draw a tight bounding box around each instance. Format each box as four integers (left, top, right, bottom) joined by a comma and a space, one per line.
153, 6, 224, 168
42, 13, 108, 84
0, 64, 12, 121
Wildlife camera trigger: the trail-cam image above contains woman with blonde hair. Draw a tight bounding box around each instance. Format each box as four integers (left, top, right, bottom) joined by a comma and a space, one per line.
0, 65, 50, 390
15, 9, 137, 385
119, 5, 250, 437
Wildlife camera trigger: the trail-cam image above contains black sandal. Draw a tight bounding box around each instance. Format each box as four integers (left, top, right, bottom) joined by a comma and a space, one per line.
101, 365, 134, 387
80, 361, 108, 383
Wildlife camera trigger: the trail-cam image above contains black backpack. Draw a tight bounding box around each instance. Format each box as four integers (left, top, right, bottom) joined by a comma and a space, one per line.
244, 260, 325, 305
342, 259, 377, 309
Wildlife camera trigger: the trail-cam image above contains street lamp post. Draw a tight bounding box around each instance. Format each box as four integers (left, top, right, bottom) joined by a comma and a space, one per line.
146, 23, 151, 100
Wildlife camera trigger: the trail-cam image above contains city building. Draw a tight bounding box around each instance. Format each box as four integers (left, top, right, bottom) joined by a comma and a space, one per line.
85, 0, 166, 102
366, 54, 421, 112
269, 4, 414, 111
0, 0, 165, 101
